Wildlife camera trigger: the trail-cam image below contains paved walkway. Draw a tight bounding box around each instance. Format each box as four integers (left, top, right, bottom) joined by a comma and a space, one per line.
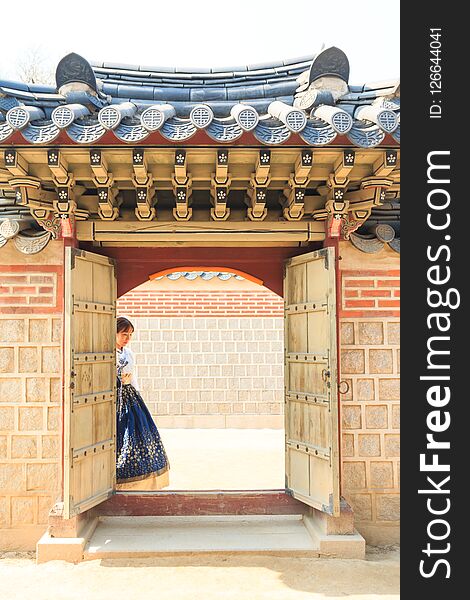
160, 428, 285, 490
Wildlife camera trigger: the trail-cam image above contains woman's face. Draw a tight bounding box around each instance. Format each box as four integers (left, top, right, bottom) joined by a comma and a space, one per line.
116, 327, 133, 349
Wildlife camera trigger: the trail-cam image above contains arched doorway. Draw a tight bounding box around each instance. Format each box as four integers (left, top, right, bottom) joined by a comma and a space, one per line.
116, 266, 286, 490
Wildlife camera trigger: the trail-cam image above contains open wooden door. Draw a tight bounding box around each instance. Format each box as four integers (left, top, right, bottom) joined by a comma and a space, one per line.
284, 247, 340, 516
63, 248, 117, 518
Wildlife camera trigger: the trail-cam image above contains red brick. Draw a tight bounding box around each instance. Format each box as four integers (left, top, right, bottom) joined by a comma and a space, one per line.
29, 297, 53, 305
377, 280, 400, 287
378, 300, 401, 308
361, 290, 392, 297
0, 287, 10, 294
344, 290, 359, 298
344, 280, 375, 287
11, 286, 37, 294
38, 287, 54, 294
345, 300, 375, 308
340, 310, 400, 318
0, 276, 27, 284
29, 276, 54, 284
394, 290, 400, 297
0, 296, 27, 304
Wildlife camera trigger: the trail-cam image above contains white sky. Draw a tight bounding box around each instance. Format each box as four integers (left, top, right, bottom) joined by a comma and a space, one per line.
0, 0, 399, 84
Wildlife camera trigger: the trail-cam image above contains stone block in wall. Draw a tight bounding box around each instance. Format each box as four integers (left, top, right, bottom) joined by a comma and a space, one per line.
347, 493, 372, 521
356, 379, 375, 401
370, 462, 394, 488
378, 379, 400, 400
0, 319, 25, 342
0, 496, 9, 526
28, 320, 49, 343
19, 348, 38, 373
52, 319, 62, 343
11, 496, 35, 525
365, 405, 388, 429
387, 322, 400, 345
19, 407, 43, 431
376, 494, 400, 521
343, 462, 366, 490
38, 496, 54, 525
0, 407, 14, 430
369, 349, 394, 374
341, 405, 362, 429
0, 347, 14, 372
358, 434, 381, 457
11, 436, 38, 458
50, 379, 61, 403
342, 433, 355, 457
0, 463, 26, 492
341, 350, 365, 374
340, 378, 353, 400
0, 378, 22, 403
41, 347, 61, 373
26, 463, 59, 492
385, 434, 400, 457
392, 405, 400, 429
0, 435, 6, 458
340, 322, 355, 345
41, 435, 60, 459
47, 407, 60, 431
358, 322, 384, 345
26, 378, 47, 403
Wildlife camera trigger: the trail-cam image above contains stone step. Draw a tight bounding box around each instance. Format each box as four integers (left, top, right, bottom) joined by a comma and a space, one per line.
83, 514, 320, 559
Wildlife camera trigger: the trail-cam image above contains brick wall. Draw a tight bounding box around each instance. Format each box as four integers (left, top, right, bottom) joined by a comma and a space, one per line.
117, 280, 285, 428
118, 290, 283, 317
0, 241, 63, 550
338, 242, 400, 544
341, 270, 400, 317
118, 316, 285, 428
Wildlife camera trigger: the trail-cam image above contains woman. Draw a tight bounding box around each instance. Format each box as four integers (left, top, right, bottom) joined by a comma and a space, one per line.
115, 316, 170, 490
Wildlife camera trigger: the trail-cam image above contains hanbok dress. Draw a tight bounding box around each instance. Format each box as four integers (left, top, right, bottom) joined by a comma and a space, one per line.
116, 346, 170, 490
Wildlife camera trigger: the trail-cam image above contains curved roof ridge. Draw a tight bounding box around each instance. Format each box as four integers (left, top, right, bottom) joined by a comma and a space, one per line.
90, 55, 315, 78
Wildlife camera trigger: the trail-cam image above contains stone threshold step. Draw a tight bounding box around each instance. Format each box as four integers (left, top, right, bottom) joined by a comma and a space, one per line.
84, 514, 320, 559
96, 490, 307, 517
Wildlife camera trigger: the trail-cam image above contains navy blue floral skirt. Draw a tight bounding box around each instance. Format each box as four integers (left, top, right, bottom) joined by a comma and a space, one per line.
116, 381, 170, 484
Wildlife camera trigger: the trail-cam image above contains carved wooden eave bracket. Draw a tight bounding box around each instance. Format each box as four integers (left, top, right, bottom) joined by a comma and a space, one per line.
90, 149, 120, 221
311, 150, 356, 237
172, 149, 192, 221
132, 149, 156, 221
210, 149, 231, 221
246, 150, 271, 221
7, 175, 61, 239
282, 150, 313, 221
50, 169, 88, 238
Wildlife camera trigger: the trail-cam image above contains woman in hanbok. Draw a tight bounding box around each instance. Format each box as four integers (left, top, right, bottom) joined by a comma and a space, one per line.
115, 316, 170, 490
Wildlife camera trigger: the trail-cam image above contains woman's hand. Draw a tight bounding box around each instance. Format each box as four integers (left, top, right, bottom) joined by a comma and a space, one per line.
121, 372, 132, 385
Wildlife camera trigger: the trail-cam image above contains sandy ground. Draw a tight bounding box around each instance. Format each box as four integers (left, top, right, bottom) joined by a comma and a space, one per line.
160, 428, 285, 490
0, 547, 399, 600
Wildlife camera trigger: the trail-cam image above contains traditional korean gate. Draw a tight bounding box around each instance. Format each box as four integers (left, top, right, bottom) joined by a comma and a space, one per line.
284, 247, 340, 516
63, 248, 117, 518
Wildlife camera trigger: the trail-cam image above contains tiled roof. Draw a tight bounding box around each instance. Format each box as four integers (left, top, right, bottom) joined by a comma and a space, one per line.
0, 48, 399, 147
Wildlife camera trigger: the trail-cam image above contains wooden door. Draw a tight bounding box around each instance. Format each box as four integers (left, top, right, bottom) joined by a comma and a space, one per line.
63, 248, 117, 518
284, 247, 340, 516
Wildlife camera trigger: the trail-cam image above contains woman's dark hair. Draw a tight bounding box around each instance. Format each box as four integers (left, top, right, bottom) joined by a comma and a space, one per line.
117, 316, 134, 333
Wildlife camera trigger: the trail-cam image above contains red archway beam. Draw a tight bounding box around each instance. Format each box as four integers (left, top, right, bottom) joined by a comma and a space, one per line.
148, 266, 264, 287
